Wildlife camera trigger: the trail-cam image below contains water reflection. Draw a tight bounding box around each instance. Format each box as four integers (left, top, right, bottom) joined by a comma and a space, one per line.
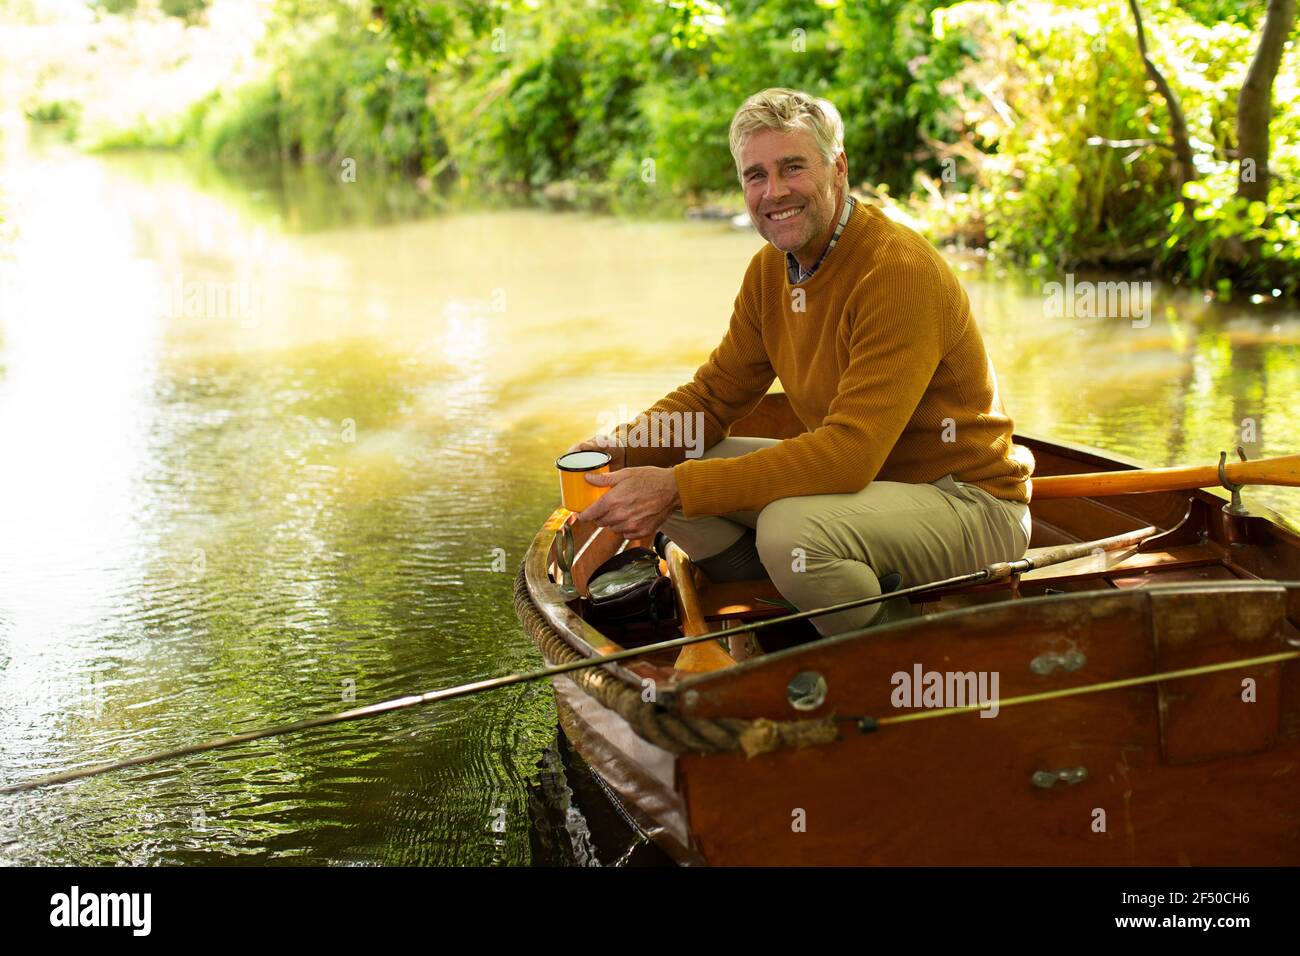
0, 136, 1296, 865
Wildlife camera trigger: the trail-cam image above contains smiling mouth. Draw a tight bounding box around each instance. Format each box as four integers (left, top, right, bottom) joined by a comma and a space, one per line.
765, 206, 804, 222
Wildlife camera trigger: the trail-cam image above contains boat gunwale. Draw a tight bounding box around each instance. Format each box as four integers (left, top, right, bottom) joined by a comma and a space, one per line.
669, 577, 1296, 705
523, 507, 659, 691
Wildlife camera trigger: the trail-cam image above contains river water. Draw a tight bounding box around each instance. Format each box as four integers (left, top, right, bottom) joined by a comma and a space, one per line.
0, 129, 1296, 865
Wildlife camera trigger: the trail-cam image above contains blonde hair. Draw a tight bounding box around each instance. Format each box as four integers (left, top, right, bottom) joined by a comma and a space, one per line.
728, 88, 845, 177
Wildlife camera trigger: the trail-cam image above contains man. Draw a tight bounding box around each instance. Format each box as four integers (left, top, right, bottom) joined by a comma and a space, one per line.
569, 88, 1034, 636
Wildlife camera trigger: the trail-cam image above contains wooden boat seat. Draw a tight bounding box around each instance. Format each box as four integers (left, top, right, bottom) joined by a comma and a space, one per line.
697, 578, 790, 622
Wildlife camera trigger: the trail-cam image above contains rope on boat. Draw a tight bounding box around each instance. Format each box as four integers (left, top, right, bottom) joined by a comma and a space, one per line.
513, 564, 837, 757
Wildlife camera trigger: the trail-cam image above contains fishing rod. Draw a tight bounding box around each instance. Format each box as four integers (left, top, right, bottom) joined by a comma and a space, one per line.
0, 522, 1225, 795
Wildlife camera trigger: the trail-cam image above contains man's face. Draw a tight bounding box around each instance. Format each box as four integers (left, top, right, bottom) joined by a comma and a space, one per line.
739, 127, 847, 260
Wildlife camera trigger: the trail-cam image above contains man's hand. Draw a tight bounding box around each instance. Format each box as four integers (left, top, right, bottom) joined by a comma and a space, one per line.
577, 466, 681, 540
566, 436, 626, 471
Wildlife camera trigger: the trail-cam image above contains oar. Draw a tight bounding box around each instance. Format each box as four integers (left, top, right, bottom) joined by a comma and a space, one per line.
1033, 451, 1300, 499
0, 524, 1159, 795
664, 540, 737, 673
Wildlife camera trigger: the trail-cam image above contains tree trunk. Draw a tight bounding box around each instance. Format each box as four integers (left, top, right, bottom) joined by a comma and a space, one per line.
1127, 0, 1197, 198
1236, 0, 1297, 205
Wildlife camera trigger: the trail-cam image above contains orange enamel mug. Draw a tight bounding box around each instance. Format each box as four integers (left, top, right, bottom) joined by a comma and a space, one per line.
556, 450, 612, 512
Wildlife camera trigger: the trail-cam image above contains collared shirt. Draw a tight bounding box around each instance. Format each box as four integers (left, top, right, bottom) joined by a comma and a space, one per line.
785, 194, 856, 285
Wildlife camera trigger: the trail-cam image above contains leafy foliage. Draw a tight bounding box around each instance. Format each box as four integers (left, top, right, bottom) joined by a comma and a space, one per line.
61, 0, 1299, 293
91, 0, 210, 19
186, 5, 449, 175
921, 0, 1298, 292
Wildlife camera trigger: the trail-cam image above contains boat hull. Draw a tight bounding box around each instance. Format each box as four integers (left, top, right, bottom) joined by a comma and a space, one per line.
521, 395, 1300, 865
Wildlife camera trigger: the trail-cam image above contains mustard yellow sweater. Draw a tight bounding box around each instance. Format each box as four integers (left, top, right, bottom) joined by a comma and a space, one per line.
623, 199, 1035, 517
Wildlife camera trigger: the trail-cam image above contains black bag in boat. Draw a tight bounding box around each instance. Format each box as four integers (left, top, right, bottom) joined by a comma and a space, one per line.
583, 547, 676, 627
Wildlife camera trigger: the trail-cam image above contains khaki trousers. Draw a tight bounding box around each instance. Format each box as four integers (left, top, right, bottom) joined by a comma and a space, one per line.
661, 437, 1032, 636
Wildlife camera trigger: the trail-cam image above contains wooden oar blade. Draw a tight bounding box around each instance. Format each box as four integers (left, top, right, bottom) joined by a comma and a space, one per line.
663, 541, 736, 673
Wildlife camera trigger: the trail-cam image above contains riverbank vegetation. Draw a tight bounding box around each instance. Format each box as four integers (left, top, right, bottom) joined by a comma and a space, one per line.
4, 0, 1297, 295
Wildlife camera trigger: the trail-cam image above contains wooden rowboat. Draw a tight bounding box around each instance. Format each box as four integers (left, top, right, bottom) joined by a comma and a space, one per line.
514, 393, 1300, 865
